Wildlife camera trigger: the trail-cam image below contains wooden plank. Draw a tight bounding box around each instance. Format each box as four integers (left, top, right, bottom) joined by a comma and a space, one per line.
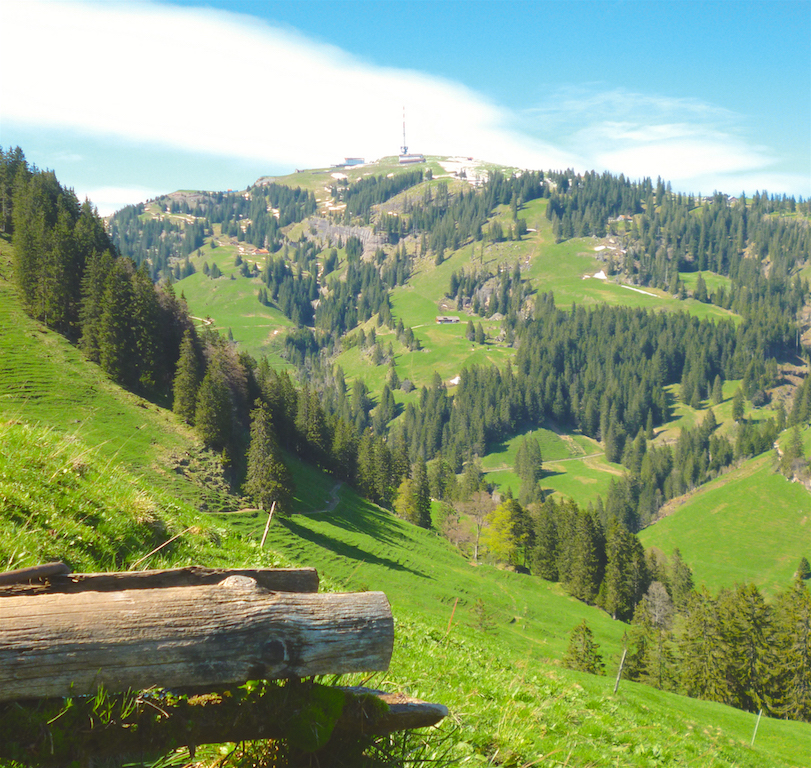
0, 565, 319, 596
0, 575, 392, 702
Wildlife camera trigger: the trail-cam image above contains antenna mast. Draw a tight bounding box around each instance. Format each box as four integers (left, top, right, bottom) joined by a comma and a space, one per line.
401, 106, 408, 155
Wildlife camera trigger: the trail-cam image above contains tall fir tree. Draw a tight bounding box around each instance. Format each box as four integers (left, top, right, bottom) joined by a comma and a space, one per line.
172, 329, 201, 424
770, 577, 811, 721
194, 367, 233, 451
244, 401, 293, 513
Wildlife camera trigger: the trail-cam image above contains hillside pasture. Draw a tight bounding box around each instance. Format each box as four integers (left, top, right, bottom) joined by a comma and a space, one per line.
639, 452, 811, 595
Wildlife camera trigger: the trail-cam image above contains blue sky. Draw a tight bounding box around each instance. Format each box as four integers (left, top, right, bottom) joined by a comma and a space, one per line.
1, 0, 809, 214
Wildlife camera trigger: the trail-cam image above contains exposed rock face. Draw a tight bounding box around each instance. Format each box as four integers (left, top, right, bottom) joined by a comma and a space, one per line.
306, 217, 386, 257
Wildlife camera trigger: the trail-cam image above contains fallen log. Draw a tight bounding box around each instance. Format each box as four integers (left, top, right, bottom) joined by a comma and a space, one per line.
0, 565, 319, 596
0, 574, 392, 702
0, 682, 448, 766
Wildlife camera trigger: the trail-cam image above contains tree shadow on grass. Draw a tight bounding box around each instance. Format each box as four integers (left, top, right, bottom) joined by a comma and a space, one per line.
280, 516, 428, 578
318, 498, 414, 549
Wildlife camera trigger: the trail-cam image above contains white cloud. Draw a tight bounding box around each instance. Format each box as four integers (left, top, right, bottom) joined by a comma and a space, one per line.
523, 87, 808, 195
1, 3, 805, 197
0, 0, 573, 172
78, 186, 164, 217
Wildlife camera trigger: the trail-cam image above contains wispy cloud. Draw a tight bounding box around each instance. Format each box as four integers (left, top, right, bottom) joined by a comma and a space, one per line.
1, 2, 805, 198
81, 186, 165, 217
0, 0, 572, 172
523, 87, 801, 193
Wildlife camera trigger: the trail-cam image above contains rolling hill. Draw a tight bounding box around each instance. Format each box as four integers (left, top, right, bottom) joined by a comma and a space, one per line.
3, 229, 811, 765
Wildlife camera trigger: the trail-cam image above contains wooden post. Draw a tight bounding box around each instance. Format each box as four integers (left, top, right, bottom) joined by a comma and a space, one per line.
751, 708, 763, 746
0, 684, 448, 765
260, 500, 276, 549
0, 575, 393, 702
614, 648, 628, 694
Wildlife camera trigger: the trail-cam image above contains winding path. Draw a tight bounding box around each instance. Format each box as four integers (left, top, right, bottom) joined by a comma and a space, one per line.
307, 481, 344, 515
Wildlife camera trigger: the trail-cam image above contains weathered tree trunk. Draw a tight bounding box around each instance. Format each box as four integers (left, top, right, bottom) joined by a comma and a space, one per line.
0, 574, 392, 702
0, 683, 448, 766
0, 565, 319, 596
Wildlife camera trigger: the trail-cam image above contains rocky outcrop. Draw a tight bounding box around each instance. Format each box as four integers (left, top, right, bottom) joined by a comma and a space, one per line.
306, 217, 386, 256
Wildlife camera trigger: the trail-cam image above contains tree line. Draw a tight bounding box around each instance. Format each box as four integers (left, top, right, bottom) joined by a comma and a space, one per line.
109, 182, 317, 279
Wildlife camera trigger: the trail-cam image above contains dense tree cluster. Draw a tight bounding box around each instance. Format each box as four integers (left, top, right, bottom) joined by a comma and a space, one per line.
448, 261, 529, 320
627, 575, 811, 722
546, 169, 643, 240
363, 170, 545, 255
391, 292, 791, 485
333, 169, 423, 221
109, 183, 316, 279
3, 148, 192, 397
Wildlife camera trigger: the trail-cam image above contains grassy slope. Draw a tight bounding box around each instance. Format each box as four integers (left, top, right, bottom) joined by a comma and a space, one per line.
639, 450, 811, 595
220, 473, 811, 766
0, 238, 220, 506
166, 161, 750, 511
0, 420, 286, 574
2, 231, 811, 764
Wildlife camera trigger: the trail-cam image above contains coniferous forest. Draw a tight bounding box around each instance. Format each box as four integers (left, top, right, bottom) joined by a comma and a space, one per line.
3, 142, 811, 728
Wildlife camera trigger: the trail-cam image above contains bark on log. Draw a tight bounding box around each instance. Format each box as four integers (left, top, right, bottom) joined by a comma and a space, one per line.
0, 684, 448, 766
0, 576, 392, 702
338, 687, 449, 734
0, 565, 319, 597
0, 562, 71, 587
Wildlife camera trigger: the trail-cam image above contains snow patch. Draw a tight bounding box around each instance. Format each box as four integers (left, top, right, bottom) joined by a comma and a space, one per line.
621, 285, 658, 297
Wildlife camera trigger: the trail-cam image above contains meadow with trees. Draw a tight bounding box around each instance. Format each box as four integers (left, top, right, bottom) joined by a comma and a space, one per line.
3, 143, 811, 765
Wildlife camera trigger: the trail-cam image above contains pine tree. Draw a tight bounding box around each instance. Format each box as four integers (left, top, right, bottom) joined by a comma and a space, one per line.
563, 620, 605, 675
194, 368, 232, 451
172, 329, 201, 424
770, 577, 811, 720
244, 402, 293, 513
679, 589, 729, 703
98, 258, 136, 386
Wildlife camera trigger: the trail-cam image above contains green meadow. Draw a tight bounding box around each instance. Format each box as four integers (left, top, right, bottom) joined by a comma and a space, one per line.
639, 452, 811, 595
3, 228, 811, 765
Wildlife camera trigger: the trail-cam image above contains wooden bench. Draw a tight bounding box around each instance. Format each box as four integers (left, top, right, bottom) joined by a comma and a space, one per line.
0, 564, 447, 765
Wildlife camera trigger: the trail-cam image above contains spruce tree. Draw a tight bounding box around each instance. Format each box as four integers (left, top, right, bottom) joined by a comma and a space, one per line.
679, 589, 729, 703
412, 459, 431, 529
475, 322, 486, 345
194, 368, 232, 451
732, 388, 745, 422
770, 577, 811, 720
531, 500, 559, 581
98, 258, 136, 386
563, 620, 605, 675
718, 584, 774, 711
244, 402, 293, 513
172, 329, 201, 424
